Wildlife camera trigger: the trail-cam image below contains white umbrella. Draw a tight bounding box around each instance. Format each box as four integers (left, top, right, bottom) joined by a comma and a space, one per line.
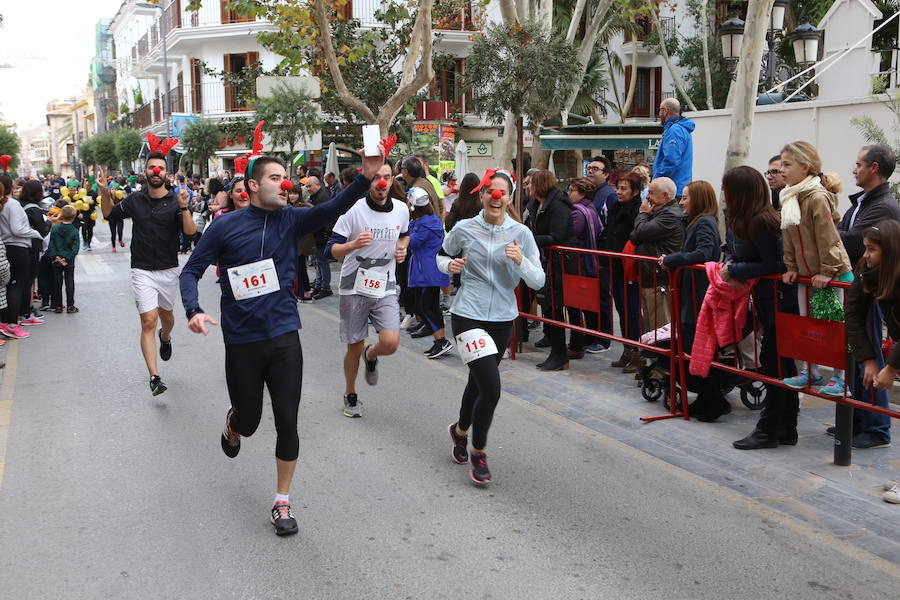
454, 140, 469, 177
325, 142, 339, 178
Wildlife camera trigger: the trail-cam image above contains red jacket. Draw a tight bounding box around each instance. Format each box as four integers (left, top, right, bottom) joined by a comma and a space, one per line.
689, 262, 757, 377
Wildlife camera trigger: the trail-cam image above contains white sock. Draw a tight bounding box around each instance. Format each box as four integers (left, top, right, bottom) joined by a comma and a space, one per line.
274, 493, 289, 505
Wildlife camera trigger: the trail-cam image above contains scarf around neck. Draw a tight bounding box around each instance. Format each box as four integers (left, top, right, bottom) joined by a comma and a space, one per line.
779, 175, 823, 229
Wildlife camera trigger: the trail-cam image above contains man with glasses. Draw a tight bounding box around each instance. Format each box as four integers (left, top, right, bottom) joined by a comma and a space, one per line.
765, 155, 786, 210
653, 97, 695, 198
584, 156, 617, 353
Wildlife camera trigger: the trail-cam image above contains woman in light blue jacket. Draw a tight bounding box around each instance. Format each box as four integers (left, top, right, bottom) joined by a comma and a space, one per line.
438, 170, 544, 485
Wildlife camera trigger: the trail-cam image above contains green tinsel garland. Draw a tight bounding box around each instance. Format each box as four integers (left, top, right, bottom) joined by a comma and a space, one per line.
811, 286, 845, 322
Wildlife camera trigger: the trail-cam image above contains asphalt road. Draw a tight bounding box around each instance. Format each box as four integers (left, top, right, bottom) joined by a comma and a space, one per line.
0, 230, 897, 599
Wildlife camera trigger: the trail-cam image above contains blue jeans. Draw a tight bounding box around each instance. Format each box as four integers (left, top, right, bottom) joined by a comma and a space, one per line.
850, 303, 891, 441
312, 246, 331, 291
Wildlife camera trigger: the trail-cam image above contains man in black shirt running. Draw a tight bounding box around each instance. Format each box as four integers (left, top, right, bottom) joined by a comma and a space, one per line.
99, 152, 196, 395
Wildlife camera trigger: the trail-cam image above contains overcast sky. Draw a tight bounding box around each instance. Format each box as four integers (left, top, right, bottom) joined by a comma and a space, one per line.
0, 0, 124, 128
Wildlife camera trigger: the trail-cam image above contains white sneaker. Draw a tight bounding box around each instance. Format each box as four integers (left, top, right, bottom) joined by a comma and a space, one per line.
400, 315, 417, 330
884, 482, 900, 504
884, 480, 899, 491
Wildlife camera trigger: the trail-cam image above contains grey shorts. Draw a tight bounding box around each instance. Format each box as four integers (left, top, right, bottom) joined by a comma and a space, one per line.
339, 293, 400, 344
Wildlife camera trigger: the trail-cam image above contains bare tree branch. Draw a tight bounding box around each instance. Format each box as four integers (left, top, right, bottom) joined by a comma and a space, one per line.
699, 0, 714, 109
650, 4, 697, 112
312, 0, 377, 124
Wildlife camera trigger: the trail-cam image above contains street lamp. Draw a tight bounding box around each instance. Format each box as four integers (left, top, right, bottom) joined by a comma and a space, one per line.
136, 1, 172, 166
719, 14, 745, 72
769, 0, 788, 33
788, 16, 822, 67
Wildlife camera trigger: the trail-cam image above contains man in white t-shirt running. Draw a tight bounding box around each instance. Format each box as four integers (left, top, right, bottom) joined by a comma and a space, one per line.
326, 161, 410, 417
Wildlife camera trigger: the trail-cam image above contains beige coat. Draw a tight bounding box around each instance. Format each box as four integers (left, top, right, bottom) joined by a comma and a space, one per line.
782, 188, 851, 278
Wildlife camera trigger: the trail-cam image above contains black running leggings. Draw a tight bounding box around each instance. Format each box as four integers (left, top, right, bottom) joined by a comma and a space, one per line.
224, 331, 303, 461
108, 217, 124, 243
415, 286, 444, 333
2, 245, 32, 324
451, 314, 513, 450
81, 223, 94, 245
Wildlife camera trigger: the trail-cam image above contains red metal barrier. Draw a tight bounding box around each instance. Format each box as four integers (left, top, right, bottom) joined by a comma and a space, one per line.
670, 264, 900, 421
512, 245, 685, 422
514, 246, 900, 432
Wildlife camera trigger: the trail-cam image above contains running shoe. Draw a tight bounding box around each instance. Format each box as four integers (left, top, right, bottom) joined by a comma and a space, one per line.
38, 304, 51, 312
119, 240, 125, 247
0, 325, 29, 339
53, 307, 63, 314
449, 423, 468, 464
112, 246, 116, 253
470, 452, 491, 484
782, 369, 824, 390
158, 329, 172, 361
585, 342, 609, 354
343, 393, 362, 418
400, 315, 417, 330
363, 344, 378, 386
819, 376, 845, 397
271, 501, 299, 536
66, 306, 79, 314
220, 408, 241, 458
884, 482, 900, 504
20, 316, 45, 326
149, 375, 167, 396
851, 432, 891, 449
426, 339, 454, 359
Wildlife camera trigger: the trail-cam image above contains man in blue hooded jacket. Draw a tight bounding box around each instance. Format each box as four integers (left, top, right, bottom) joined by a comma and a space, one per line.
653, 98, 695, 197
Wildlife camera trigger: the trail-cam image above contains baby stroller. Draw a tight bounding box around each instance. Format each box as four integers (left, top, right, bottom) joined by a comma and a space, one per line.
635, 324, 765, 412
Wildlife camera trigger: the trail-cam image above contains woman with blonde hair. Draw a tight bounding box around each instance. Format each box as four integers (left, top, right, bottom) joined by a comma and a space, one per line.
778, 141, 853, 397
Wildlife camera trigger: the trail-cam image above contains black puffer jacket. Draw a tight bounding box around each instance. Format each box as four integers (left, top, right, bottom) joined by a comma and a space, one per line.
838, 182, 900, 265
528, 187, 573, 295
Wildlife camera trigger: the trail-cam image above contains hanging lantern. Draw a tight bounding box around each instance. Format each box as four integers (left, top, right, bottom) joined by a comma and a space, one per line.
788, 16, 822, 67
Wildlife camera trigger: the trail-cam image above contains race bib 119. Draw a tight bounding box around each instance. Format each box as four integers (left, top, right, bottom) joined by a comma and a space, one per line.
455, 328, 498, 364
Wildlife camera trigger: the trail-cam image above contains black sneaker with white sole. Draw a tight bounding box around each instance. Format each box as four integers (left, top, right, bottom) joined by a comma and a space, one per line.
149, 375, 167, 396
363, 344, 378, 386
343, 393, 362, 418
426, 338, 454, 359
158, 329, 172, 361
271, 502, 299, 536
221, 408, 241, 458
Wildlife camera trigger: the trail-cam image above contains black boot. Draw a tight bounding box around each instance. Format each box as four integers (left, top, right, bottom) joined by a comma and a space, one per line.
539, 350, 570, 371
733, 428, 779, 450
778, 428, 798, 446
534, 336, 551, 348
693, 390, 732, 423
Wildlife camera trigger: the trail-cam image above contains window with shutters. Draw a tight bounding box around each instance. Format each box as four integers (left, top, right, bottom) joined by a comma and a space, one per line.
221, 0, 253, 24
224, 52, 258, 111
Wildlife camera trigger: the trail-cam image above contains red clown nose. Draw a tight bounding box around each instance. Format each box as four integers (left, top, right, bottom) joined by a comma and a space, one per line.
152, 166, 162, 175
240, 191, 248, 199
280, 180, 293, 191
375, 180, 388, 190
490, 189, 503, 200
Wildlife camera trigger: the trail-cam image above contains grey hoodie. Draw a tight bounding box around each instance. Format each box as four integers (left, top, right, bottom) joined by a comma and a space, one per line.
0, 199, 42, 248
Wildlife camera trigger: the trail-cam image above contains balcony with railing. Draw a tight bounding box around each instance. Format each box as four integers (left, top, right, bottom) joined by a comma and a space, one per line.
624, 16, 675, 44
352, 0, 482, 30
131, 80, 256, 131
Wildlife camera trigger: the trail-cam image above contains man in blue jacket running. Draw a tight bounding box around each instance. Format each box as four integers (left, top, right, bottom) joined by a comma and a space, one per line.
180, 147, 384, 536
653, 98, 695, 197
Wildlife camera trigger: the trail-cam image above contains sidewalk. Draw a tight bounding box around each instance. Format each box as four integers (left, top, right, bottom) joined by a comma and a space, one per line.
411, 330, 900, 564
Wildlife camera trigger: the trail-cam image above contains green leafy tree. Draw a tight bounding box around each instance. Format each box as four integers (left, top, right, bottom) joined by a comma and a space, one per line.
189, 0, 435, 136
0, 125, 21, 172
40, 165, 55, 177
254, 84, 320, 177
79, 137, 97, 167
464, 20, 580, 131
181, 119, 222, 177
115, 128, 144, 170
464, 19, 579, 201
92, 131, 119, 167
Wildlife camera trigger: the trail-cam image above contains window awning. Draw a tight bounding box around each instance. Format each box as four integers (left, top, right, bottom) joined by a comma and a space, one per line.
539, 124, 664, 151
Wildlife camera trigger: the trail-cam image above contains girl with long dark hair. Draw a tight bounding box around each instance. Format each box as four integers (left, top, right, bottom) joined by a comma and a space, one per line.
722, 167, 801, 450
